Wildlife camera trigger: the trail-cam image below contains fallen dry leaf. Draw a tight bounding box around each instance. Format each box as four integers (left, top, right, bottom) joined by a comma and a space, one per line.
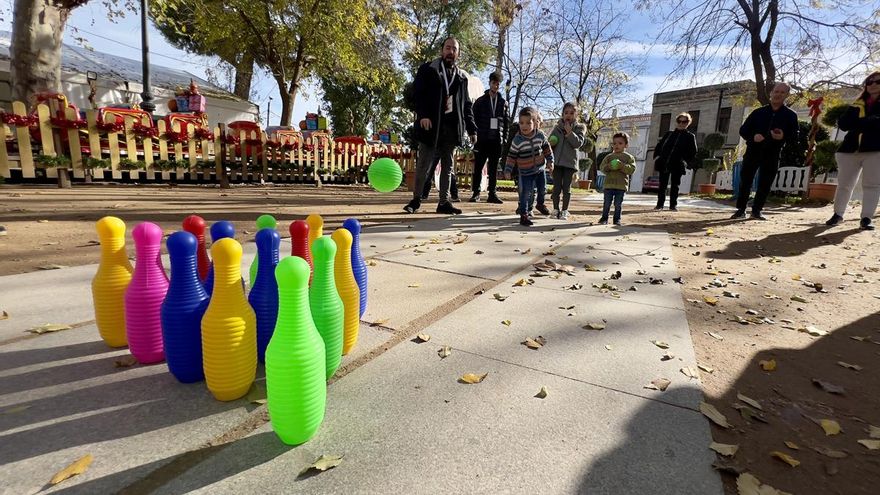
784, 441, 799, 450
645, 378, 671, 391
535, 386, 549, 399
681, 366, 699, 379
651, 340, 670, 349
501, 320, 511, 326
298, 454, 343, 478
407, 283, 421, 288
837, 361, 863, 371
413, 334, 431, 343
857, 439, 880, 450
736, 472, 791, 495
37, 264, 68, 270
700, 402, 731, 428
49, 454, 94, 485
604, 344, 612, 351
513, 278, 530, 287
770, 451, 800, 467
703, 295, 719, 306
0, 310, 8, 320
583, 322, 605, 331
1, 405, 31, 415
246, 383, 267, 405
821, 419, 842, 436
707, 332, 724, 341
869, 425, 880, 439
759, 359, 777, 371
522, 336, 547, 350
438, 346, 451, 359
698, 364, 715, 374
737, 392, 763, 411
459, 373, 489, 384
661, 351, 675, 361
710, 442, 739, 457
790, 295, 808, 303
813, 445, 848, 458
493, 293, 508, 302
113, 356, 137, 368
812, 378, 845, 395
27, 323, 72, 334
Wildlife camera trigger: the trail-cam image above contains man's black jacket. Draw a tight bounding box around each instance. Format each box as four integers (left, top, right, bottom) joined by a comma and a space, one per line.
412, 58, 477, 147
472, 90, 508, 144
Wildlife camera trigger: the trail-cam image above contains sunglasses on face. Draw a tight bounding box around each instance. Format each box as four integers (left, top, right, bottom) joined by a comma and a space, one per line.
676, 119, 689, 124
867, 79, 880, 86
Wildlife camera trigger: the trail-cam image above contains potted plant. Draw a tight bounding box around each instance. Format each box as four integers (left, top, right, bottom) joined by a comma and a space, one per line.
807, 140, 839, 201
577, 158, 593, 189
698, 132, 726, 195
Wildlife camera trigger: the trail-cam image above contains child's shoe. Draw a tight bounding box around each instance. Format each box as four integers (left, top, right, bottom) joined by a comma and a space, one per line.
551, 209, 560, 219
519, 214, 533, 226
535, 204, 550, 216
527, 210, 534, 219
560, 210, 570, 220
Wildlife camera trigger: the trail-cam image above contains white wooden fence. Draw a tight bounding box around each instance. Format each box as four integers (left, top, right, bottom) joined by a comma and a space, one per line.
714, 166, 808, 194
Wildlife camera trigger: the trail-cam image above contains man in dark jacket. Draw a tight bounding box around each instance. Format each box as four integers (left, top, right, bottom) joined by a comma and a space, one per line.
469, 71, 508, 203
653, 112, 698, 211
732, 82, 799, 220
404, 36, 478, 215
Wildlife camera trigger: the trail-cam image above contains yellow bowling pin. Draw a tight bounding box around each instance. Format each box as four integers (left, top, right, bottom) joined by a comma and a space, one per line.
92, 216, 133, 347
331, 229, 360, 355
306, 214, 323, 250
201, 238, 257, 401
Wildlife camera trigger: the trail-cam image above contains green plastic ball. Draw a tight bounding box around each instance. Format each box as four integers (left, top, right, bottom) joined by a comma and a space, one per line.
367, 158, 403, 193
610, 158, 620, 170
549, 135, 559, 146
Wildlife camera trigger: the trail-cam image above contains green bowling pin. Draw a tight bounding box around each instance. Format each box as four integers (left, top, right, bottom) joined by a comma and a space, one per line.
309, 236, 344, 379
249, 214, 277, 287
266, 256, 327, 445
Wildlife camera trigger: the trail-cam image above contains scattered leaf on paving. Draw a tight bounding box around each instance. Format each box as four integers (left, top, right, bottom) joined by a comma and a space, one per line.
501, 320, 511, 326
651, 340, 670, 349
759, 359, 777, 371
700, 402, 731, 428
784, 441, 799, 450
407, 283, 421, 288
799, 326, 827, 337
413, 334, 431, 343
698, 364, 715, 373
790, 295, 808, 303
114, 356, 137, 368
583, 322, 605, 331
837, 361, 862, 371
246, 383, 267, 405
604, 344, 612, 351
737, 392, 763, 411
661, 351, 675, 361
821, 419, 842, 436
298, 454, 343, 478
475, 250, 484, 255
710, 442, 739, 457
869, 425, 880, 439
1, 405, 31, 415
770, 451, 801, 467
27, 323, 72, 334
49, 454, 94, 485
857, 439, 880, 450
522, 336, 547, 350
369, 318, 390, 327
736, 473, 790, 495
0, 310, 7, 320
735, 404, 768, 423
680, 366, 699, 379
707, 332, 724, 340
459, 373, 489, 384
645, 378, 671, 391
813, 446, 848, 458
493, 293, 508, 301
812, 378, 845, 395
438, 346, 451, 359
703, 296, 719, 306
535, 386, 549, 399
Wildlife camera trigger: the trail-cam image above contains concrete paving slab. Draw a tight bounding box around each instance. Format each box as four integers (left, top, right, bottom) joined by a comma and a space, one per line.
581, 192, 734, 210
129, 341, 720, 495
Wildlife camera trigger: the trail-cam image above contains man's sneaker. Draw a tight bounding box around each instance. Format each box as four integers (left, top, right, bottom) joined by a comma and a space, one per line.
469, 193, 480, 203
560, 210, 570, 220
730, 210, 746, 219
527, 210, 534, 219
826, 213, 843, 226
860, 217, 875, 230
436, 201, 462, 215
613, 220, 622, 226
535, 204, 551, 216
519, 214, 533, 226
487, 194, 503, 204
403, 199, 421, 214
751, 212, 768, 221
654, 205, 663, 210
598, 217, 608, 225
551, 209, 560, 218
669, 206, 678, 212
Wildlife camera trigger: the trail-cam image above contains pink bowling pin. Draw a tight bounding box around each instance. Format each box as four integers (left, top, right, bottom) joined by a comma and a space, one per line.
124, 222, 170, 364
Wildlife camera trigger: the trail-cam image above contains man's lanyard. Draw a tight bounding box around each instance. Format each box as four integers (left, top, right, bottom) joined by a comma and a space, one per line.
490, 94, 497, 116
441, 66, 454, 96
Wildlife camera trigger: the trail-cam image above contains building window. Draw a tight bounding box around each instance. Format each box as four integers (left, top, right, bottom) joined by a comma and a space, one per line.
687, 110, 700, 134
717, 107, 732, 134
659, 113, 671, 137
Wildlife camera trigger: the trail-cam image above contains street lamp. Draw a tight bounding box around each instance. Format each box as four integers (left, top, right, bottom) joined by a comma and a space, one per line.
267, 96, 272, 126
140, 0, 156, 113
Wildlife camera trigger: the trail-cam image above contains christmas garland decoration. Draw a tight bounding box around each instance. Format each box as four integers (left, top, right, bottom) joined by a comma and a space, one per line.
49, 117, 88, 130
193, 128, 214, 141
96, 121, 125, 133
163, 129, 187, 144
132, 123, 159, 139
220, 133, 240, 146
0, 113, 38, 127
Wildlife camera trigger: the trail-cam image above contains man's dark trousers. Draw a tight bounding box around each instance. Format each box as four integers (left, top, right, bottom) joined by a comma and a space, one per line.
736, 158, 778, 214
657, 170, 683, 208
472, 140, 502, 195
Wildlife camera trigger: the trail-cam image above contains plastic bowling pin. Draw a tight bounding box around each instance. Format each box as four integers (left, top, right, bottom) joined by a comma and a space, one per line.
309, 236, 344, 379
124, 222, 169, 364
331, 228, 360, 355
92, 216, 133, 348
306, 214, 323, 250
201, 238, 257, 401
249, 214, 277, 287
182, 215, 210, 281
248, 228, 280, 363
343, 218, 368, 318
289, 220, 312, 271
204, 220, 236, 295
266, 256, 326, 445
161, 231, 209, 383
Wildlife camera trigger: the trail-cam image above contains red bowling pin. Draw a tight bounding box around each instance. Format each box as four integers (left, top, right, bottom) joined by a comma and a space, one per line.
182, 215, 210, 281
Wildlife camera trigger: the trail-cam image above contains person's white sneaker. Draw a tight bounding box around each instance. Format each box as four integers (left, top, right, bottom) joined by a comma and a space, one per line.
551, 209, 560, 219
560, 210, 570, 220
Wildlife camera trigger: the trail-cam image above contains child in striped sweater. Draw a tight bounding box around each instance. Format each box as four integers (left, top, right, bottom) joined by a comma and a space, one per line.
504, 107, 554, 226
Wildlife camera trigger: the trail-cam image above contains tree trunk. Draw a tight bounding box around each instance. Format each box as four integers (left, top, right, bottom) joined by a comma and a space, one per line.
10, 0, 69, 103
749, 35, 768, 105
273, 75, 292, 126
496, 28, 506, 74
233, 52, 255, 101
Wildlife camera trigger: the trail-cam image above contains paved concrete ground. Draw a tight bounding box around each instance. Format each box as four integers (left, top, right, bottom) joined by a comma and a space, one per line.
582, 192, 737, 210
0, 213, 721, 494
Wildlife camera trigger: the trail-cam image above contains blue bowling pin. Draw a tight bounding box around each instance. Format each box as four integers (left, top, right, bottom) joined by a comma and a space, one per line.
343, 218, 368, 317
161, 231, 209, 383
205, 221, 236, 295
248, 228, 280, 363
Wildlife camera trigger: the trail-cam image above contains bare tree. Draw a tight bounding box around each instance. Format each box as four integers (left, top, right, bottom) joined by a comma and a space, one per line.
501, 0, 555, 121
647, 0, 880, 104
